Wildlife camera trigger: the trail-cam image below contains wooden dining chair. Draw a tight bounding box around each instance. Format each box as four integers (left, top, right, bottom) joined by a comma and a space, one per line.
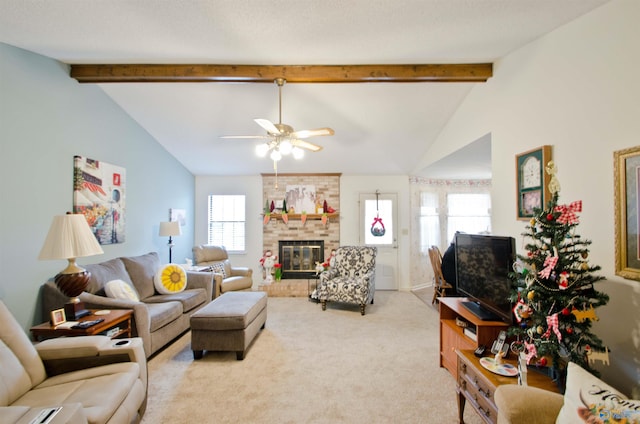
428, 246, 454, 304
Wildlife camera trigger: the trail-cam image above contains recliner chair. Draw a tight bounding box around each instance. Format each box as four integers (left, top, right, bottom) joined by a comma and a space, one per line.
0, 300, 147, 424
315, 246, 377, 315
192, 245, 253, 297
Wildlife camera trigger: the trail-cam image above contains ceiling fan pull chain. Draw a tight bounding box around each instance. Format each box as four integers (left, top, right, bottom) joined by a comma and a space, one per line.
273, 158, 279, 189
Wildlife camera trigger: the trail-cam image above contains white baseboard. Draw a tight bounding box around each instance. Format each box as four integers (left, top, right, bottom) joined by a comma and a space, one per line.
411, 283, 433, 291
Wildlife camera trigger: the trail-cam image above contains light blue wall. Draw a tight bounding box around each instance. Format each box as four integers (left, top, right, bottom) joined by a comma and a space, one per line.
0, 43, 195, 331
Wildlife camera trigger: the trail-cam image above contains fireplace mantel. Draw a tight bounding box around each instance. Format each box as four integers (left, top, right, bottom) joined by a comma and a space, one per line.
263, 213, 339, 221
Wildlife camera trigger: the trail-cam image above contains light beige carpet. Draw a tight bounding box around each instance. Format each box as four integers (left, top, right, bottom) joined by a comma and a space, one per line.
142, 291, 483, 424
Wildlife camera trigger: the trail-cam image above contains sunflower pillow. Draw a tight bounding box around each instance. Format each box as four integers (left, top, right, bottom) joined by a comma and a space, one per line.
154, 264, 187, 294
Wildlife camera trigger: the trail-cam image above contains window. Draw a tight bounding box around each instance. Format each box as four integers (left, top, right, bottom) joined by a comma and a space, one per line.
362, 197, 394, 246
419, 192, 440, 252
446, 193, 491, 242
207, 195, 246, 252
419, 191, 491, 253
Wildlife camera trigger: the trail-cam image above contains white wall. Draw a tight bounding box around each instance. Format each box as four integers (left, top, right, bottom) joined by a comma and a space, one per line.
423, 0, 640, 396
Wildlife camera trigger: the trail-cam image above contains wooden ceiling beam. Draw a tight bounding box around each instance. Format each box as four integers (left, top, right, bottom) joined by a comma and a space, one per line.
69, 63, 492, 83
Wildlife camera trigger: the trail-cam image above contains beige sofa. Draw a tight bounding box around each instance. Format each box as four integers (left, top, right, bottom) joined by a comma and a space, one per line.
192, 245, 253, 297
494, 361, 639, 423
495, 385, 564, 423
42, 252, 213, 357
0, 300, 147, 424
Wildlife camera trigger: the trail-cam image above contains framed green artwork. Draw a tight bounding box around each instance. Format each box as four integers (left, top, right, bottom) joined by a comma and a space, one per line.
515, 145, 552, 220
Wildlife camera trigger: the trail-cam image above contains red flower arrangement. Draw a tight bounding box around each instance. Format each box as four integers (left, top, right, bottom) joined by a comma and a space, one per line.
274, 263, 282, 281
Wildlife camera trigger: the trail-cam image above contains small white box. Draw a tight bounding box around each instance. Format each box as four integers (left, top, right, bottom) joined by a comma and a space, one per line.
518, 352, 528, 386
463, 327, 477, 342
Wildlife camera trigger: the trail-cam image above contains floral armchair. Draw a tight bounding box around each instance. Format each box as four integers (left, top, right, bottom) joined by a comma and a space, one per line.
316, 246, 377, 315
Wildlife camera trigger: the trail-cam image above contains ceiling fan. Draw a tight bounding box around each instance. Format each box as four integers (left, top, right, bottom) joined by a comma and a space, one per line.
222, 78, 334, 162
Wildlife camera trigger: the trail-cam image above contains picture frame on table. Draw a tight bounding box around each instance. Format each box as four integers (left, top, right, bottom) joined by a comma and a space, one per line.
515, 145, 552, 220
50, 308, 66, 326
614, 146, 640, 281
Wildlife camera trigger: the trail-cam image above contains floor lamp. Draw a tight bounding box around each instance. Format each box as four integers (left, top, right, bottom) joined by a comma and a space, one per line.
38, 213, 104, 320
159, 221, 181, 263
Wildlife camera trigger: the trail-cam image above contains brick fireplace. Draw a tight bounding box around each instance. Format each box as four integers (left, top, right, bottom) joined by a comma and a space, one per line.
261, 173, 340, 296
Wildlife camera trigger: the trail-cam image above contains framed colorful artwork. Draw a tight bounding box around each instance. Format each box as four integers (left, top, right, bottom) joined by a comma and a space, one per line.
614, 146, 640, 281
73, 155, 126, 245
515, 145, 552, 220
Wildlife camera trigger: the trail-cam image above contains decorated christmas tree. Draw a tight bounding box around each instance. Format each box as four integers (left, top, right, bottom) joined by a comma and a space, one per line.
509, 161, 609, 379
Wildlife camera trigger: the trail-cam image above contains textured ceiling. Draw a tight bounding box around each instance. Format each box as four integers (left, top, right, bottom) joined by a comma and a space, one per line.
0, 0, 610, 177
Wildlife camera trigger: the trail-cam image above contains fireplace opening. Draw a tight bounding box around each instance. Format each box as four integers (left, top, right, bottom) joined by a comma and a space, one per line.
279, 240, 324, 279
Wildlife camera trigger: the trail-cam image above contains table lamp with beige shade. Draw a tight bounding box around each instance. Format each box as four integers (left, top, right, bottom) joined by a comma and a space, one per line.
39, 213, 104, 320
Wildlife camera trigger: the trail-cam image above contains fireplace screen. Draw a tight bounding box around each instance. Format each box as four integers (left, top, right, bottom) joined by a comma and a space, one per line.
279, 240, 324, 279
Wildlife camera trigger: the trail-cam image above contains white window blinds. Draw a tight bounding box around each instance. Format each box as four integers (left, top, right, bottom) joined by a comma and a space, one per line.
207, 195, 246, 252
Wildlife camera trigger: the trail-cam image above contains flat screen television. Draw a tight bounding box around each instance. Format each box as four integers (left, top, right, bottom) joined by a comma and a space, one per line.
454, 233, 516, 324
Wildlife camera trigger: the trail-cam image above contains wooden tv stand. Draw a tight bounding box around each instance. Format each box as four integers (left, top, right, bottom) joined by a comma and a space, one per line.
439, 297, 509, 380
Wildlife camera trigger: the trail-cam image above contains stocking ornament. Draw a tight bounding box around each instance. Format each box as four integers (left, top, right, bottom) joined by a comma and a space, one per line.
543, 313, 562, 341
524, 341, 538, 365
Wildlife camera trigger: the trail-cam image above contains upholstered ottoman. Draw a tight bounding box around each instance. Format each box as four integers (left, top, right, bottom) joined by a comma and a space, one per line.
190, 291, 267, 360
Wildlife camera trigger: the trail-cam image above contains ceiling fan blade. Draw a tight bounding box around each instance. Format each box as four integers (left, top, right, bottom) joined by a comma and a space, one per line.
290, 127, 335, 139
292, 139, 323, 152
254, 119, 281, 135
220, 135, 269, 139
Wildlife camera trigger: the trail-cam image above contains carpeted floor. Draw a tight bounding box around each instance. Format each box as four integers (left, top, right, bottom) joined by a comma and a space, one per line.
141, 290, 483, 423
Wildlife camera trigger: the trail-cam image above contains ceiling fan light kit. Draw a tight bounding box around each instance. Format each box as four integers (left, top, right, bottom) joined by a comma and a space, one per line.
256, 143, 270, 157
269, 149, 282, 162
279, 139, 293, 155
292, 147, 304, 160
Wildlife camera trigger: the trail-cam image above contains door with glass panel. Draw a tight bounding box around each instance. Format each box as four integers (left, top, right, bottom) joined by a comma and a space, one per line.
359, 192, 398, 290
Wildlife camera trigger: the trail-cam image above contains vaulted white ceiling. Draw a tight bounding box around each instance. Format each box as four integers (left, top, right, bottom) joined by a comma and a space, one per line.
0, 0, 610, 177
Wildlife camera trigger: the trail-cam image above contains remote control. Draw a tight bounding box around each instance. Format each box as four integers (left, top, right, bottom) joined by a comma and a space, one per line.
71, 318, 104, 329
474, 345, 486, 357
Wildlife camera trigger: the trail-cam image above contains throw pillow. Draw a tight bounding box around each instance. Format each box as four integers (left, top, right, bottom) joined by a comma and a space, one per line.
209, 262, 228, 278
154, 264, 187, 294
121, 252, 161, 299
105, 279, 140, 302
556, 362, 639, 423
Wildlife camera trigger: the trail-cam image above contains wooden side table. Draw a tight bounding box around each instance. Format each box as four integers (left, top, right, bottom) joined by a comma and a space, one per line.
456, 349, 559, 424
31, 309, 133, 341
